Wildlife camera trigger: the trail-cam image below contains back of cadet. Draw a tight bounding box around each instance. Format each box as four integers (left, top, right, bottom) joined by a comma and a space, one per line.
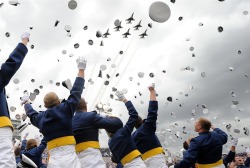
72, 100, 123, 168
25, 76, 84, 146
0, 33, 30, 168
24, 56, 87, 168
195, 129, 228, 165
175, 118, 228, 168
107, 91, 146, 168
132, 84, 167, 168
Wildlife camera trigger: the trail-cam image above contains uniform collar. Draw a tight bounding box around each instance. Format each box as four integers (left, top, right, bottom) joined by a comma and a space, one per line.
199, 131, 209, 135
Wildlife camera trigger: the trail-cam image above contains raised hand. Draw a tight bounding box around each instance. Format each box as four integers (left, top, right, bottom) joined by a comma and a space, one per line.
76, 56, 87, 70
20, 92, 30, 105
148, 83, 155, 91
14, 138, 21, 147
21, 32, 30, 46
115, 90, 126, 102
230, 137, 238, 146
23, 132, 29, 140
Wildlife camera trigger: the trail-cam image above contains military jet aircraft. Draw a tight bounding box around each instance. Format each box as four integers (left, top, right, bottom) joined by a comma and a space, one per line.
139, 29, 148, 39
133, 20, 142, 30
126, 13, 135, 24
122, 28, 131, 38
103, 28, 111, 38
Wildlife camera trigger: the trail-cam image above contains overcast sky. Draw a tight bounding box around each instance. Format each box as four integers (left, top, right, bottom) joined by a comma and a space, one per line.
0, 0, 250, 156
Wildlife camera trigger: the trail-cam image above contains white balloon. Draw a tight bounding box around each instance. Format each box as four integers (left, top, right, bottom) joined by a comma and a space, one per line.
149, 1, 171, 23
68, 0, 77, 10
114, 19, 120, 26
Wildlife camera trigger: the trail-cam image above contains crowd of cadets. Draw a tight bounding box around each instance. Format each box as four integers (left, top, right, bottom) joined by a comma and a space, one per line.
1, 34, 250, 168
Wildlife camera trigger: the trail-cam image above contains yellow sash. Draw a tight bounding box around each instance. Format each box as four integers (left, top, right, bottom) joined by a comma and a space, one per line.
75, 141, 100, 153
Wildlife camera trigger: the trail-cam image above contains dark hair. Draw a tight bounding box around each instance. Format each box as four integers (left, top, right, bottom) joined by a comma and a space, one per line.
199, 118, 211, 131
135, 116, 143, 129
183, 141, 189, 150
14, 147, 21, 156
76, 98, 87, 111
105, 117, 123, 135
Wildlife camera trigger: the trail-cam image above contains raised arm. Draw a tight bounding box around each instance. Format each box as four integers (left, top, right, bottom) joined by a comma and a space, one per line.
21, 139, 27, 152
245, 147, 250, 166
33, 137, 47, 155
223, 137, 237, 166
175, 138, 200, 168
0, 33, 29, 88
211, 126, 228, 144
93, 113, 123, 130
63, 57, 86, 116
115, 90, 138, 134
24, 103, 40, 128
149, 83, 156, 101
123, 100, 138, 134
143, 83, 158, 133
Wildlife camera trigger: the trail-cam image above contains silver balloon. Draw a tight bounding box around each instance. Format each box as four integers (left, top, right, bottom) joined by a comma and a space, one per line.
68, 0, 77, 10
149, 1, 171, 23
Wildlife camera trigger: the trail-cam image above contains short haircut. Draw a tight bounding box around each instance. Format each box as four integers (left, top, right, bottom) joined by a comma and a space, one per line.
135, 116, 143, 129
43, 92, 59, 108
14, 147, 21, 156
76, 98, 87, 111
198, 118, 211, 131
26, 139, 37, 150
105, 117, 123, 134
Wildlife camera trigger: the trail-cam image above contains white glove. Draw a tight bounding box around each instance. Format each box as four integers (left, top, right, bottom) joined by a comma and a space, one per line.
23, 132, 29, 140
99, 112, 107, 118
231, 137, 238, 146
76, 56, 87, 70
148, 83, 155, 90
21, 32, 30, 41
115, 90, 126, 101
246, 147, 250, 154
21, 92, 29, 105
14, 138, 21, 147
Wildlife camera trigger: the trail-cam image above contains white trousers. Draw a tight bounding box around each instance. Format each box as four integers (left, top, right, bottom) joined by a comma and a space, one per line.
0, 127, 16, 168
48, 145, 81, 168
124, 157, 147, 168
77, 148, 106, 168
145, 153, 168, 168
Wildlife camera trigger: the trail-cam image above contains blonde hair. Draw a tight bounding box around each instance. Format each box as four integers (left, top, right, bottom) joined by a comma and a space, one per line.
26, 139, 37, 150
198, 118, 211, 131
43, 92, 60, 108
